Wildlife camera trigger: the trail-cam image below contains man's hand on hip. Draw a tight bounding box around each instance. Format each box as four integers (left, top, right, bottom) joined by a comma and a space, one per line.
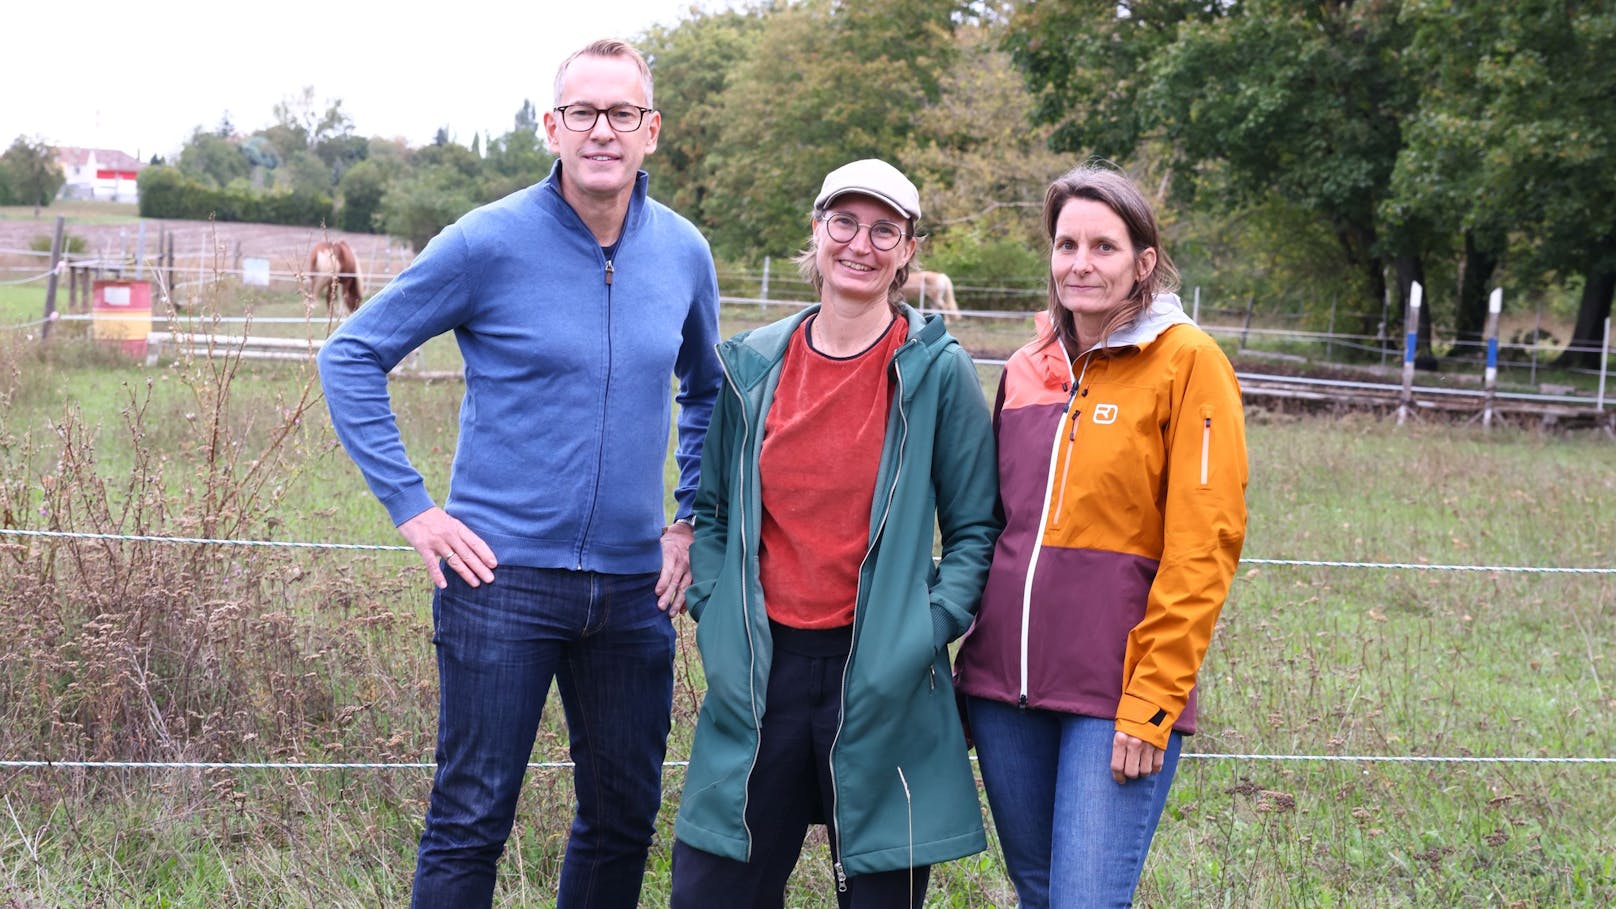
399, 507, 497, 590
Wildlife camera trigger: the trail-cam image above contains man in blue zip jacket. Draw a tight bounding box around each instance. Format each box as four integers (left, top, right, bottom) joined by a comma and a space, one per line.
317, 38, 722, 909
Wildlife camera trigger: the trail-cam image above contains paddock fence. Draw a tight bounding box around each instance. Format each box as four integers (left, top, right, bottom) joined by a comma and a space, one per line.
1, 526, 1612, 775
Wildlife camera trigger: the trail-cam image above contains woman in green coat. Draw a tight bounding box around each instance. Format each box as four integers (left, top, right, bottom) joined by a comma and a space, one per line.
670, 159, 1001, 908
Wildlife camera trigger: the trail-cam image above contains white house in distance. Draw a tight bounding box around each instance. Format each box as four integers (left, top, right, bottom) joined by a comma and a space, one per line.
56, 147, 143, 203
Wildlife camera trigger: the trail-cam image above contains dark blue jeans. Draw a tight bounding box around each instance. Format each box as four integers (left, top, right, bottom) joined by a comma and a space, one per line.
411, 566, 675, 909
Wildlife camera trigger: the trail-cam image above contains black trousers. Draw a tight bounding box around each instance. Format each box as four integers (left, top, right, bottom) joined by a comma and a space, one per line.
671, 621, 930, 909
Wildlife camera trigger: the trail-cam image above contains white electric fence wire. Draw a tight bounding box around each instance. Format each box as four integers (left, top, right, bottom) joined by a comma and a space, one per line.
0, 267, 60, 286
2, 754, 1612, 772
5, 528, 1614, 574
1, 527, 1611, 772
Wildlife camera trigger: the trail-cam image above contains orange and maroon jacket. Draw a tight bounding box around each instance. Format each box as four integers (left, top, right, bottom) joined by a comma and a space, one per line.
954, 296, 1248, 748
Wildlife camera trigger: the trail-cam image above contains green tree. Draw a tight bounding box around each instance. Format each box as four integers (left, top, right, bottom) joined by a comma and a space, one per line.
513, 99, 540, 135
257, 88, 364, 189
697, 0, 964, 259
336, 159, 390, 233
380, 163, 480, 252
1009, 0, 1431, 352
1144, 1, 1416, 340
1004, 0, 1221, 160
1388, 1, 1616, 368
177, 128, 251, 189
896, 14, 1064, 300
637, 6, 769, 224
0, 136, 65, 215
276, 149, 335, 198
479, 128, 554, 201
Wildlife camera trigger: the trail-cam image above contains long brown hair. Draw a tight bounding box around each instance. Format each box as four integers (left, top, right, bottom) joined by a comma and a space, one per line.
1041, 165, 1180, 355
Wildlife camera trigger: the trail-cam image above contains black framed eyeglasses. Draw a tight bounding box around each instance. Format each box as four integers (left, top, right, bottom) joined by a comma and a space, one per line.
553, 104, 656, 133
817, 211, 909, 251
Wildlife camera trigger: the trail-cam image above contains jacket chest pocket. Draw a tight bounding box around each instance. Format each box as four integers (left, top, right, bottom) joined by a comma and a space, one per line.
1045, 383, 1162, 541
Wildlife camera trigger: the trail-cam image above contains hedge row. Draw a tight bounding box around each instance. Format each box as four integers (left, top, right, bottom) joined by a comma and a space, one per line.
136, 167, 333, 227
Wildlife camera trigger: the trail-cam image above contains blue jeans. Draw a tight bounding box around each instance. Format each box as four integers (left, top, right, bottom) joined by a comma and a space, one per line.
966, 698, 1182, 909
412, 566, 675, 909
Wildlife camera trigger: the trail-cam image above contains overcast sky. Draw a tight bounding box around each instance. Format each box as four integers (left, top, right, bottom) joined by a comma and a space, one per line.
3, 0, 716, 160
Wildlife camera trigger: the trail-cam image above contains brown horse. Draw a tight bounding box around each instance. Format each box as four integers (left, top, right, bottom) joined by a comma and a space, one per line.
901, 269, 959, 323
310, 240, 363, 313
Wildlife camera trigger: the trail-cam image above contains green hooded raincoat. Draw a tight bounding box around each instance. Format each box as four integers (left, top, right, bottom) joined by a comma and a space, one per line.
674, 304, 1001, 879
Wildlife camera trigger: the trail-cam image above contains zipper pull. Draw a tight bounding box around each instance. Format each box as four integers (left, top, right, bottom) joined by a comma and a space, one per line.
834, 861, 848, 892
604, 259, 614, 286
1018, 694, 1028, 709
928, 665, 936, 690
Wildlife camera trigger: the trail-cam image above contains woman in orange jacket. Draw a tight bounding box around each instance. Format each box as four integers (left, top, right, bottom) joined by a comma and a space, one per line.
953, 165, 1248, 907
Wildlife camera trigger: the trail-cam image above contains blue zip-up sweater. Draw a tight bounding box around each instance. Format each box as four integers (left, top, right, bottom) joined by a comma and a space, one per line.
317, 162, 722, 573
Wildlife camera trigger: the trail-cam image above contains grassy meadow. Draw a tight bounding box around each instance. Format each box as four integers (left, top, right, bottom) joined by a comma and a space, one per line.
0, 274, 1613, 908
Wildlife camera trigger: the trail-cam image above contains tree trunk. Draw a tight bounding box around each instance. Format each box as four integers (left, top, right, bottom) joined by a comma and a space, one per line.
1553, 244, 1616, 370
1339, 224, 1386, 342
1453, 231, 1501, 356
1359, 254, 1389, 340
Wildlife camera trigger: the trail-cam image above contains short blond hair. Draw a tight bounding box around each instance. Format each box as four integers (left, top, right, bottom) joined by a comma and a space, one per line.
553, 39, 654, 108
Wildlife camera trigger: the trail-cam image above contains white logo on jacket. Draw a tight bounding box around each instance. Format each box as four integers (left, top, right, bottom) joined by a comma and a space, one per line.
1093, 403, 1119, 424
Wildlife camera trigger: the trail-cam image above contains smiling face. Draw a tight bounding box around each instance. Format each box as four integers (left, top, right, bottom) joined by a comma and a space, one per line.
543, 53, 660, 212
812, 193, 916, 308
1050, 197, 1157, 344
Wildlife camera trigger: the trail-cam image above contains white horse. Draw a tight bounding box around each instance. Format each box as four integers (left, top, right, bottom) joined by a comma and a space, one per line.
901, 269, 959, 323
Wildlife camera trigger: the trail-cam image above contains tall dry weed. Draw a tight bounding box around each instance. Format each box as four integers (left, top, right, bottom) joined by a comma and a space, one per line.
0, 293, 426, 778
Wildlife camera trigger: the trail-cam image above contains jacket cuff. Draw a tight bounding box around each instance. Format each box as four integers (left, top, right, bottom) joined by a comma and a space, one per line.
1115, 693, 1176, 750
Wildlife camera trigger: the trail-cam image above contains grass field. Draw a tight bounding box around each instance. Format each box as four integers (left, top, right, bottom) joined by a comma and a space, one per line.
0, 284, 1613, 907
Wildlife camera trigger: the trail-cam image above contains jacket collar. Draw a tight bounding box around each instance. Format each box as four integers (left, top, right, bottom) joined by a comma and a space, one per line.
719, 303, 955, 401
536, 159, 651, 236
1025, 292, 1192, 383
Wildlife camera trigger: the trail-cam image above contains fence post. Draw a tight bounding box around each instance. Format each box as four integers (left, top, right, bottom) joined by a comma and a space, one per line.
42, 216, 65, 341
1530, 297, 1543, 384
1482, 287, 1502, 429
1598, 316, 1610, 413
164, 231, 176, 306
135, 219, 147, 279
1397, 281, 1422, 426
1192, 286, 1200, 323
1240, 297, 1254, 349
760, 255, 771, 314
1327, 296, 1338, 364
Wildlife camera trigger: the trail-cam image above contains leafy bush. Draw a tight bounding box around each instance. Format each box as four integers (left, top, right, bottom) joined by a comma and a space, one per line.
138, 165, 334, 227
925, 236, 1046, 312
28, 233, 88, 254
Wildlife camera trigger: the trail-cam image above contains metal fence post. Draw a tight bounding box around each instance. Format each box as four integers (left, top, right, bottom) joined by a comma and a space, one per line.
1397, 282, 1422, 426
42, 216, 65, 341
1598, 316, 1610, 413
1482, 287, 1502, 428
760, 255, 771, 314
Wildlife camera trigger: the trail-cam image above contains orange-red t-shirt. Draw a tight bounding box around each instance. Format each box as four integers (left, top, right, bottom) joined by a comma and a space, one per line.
758, 314, 908, 629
